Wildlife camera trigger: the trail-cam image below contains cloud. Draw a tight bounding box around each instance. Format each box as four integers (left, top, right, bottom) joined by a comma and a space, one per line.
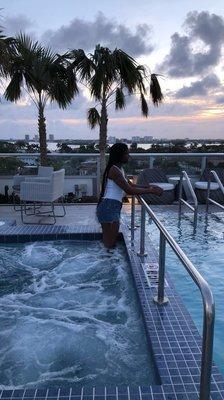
41, 12, 153, 56
3, 14, 37, 38
176, 74, 221, 98
160, 11, 224, 77
215, 96, 224, 104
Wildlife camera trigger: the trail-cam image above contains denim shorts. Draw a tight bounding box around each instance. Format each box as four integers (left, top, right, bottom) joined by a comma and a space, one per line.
96, 198, 122, 223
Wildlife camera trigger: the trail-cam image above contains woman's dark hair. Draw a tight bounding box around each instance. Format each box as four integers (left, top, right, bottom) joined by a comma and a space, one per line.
98, 142, 128, 204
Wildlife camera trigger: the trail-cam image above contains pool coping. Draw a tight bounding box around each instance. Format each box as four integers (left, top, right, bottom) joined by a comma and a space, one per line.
0, 222, 223, 400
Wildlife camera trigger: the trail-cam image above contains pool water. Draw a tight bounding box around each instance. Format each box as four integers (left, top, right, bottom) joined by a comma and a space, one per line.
0, 241, 158, 389
144, 212, 224, 374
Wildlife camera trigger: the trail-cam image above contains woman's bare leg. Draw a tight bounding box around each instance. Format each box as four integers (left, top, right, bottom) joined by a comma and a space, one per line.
101, 222, 120, 249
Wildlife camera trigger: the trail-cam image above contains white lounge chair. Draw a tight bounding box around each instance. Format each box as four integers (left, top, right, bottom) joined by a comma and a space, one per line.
194, 168, 224, 204
20, 169, 66, 224
12, 166, 54, 210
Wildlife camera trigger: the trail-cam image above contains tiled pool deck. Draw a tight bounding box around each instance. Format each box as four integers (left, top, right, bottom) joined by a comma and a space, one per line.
0, 205, 224, 400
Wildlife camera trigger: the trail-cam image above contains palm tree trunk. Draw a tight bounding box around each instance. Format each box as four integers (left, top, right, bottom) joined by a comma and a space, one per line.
99, 98, 108, 178
38, 101, 47, 166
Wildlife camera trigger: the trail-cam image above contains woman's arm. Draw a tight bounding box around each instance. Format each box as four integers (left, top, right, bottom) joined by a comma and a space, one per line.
108, 167, 163, 196
129, 181, 150, 189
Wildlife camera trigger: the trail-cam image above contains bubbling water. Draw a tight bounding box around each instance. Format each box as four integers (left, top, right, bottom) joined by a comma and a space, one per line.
0, 241, 157, 389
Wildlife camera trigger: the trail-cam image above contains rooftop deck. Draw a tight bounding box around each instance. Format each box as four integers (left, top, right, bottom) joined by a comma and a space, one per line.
0, 203, 223, 227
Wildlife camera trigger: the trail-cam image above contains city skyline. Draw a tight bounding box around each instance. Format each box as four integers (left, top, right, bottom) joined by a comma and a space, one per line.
0, 0, 224, 140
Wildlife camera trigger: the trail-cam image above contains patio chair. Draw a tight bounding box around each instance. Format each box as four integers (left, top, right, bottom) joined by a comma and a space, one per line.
12, 166, 54, 210
137, 168, 175, 204
20, 169, 66, 224
194, 167, 224, 204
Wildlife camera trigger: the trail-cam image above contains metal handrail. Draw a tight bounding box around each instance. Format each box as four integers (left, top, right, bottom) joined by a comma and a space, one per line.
178, 170, 198, 228
130, 195, 215, 400
206, 170, 224, 213
0, 152, 223, 157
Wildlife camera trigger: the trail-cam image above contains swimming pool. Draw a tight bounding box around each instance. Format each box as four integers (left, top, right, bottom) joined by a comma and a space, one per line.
0, 240, 159, 389
144, 211, 224, 374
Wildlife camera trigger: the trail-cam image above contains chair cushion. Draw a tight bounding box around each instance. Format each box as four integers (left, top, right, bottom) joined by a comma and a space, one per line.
195, 181, 219, 190
150, 183, 175, 191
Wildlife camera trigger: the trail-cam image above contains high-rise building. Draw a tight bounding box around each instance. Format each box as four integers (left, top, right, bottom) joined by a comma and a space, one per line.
25, 134, 29, 141
34, 134, 39, 142
49, 134, 54, 141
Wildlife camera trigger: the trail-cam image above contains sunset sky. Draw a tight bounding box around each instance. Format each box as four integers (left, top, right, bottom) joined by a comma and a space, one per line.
0, 0, 224, 140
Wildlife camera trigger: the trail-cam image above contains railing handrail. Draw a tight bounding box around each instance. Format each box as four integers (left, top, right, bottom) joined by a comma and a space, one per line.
210, 170, 224, 195
131, 195, 215, 400
178, 170, 198, 227
0, 152, 223, 157
206, 170, 224, 212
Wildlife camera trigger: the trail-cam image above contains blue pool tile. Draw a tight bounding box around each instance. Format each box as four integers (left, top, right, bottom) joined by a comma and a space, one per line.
152, 394, 165, 400
23, 398, 36, 400
23, 390, 36, 398
1, 390, 13, 398
104, 387, 116, 396
36, 389, 48, 397
4, 235, 18, 243
105, 396, 117, 400
117, 387, 129, 395
43, 234, 58, 240
211, 393, 224, 400
11, 391, 25, 398
140, 396, 152, 400
94, 387, 105, 395
47, 389, 60, 397
17, 234, 31, 243
58, 388, 71, 396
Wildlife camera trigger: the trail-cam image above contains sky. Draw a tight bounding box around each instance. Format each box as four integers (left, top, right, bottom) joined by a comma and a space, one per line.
0, 0, 224, 140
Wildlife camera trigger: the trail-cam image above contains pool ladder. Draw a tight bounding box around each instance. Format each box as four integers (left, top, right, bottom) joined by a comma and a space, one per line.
206, 170, 224, 214
130, 193, 214, 400
178, 170, 198, 228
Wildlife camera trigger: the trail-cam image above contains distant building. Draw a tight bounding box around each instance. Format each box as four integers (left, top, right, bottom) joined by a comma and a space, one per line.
132, 136, 141, 143
142, 136, 153, 143
34, 134, 39, 142
49, 134, 54, 141
120, 138, 128, 143
108, 136, 116, 144
25, 134, 30, 141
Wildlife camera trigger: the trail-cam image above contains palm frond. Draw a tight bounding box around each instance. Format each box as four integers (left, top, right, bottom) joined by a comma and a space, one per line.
150, 74, 163, 106
5, 34, 78, 107
140, 93, 148, 117
87, 107, 100, 129
115, 87, 125, 110
4, 71, 23, 101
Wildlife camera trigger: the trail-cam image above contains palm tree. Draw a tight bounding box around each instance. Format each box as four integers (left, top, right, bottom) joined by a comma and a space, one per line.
66, 44, 163, 176
0, 28, 15, 76
5, 35, 78, 165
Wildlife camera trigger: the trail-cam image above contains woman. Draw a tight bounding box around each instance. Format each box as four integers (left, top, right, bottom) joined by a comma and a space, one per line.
96, 143, 163, 249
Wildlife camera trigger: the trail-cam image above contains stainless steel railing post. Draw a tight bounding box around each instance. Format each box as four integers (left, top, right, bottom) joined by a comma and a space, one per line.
178, 172, 183, 217
200, 293, 215, 400
96, 156, 101, 198
178, 170, 198, 228
154, 232, 169, 305
137, 205, 147, 257
131, 195, 135, 244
